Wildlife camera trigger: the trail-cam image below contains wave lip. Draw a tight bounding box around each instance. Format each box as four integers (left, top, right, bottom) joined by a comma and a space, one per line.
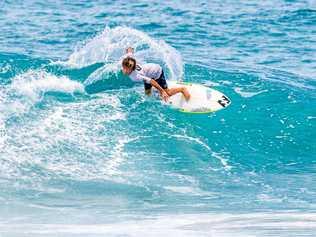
11, 70, 84, 101
66, 26, 183, 85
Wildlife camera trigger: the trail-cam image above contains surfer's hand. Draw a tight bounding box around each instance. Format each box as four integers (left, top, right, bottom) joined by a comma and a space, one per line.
126, 47, 134, 54
160, 90, 169, 102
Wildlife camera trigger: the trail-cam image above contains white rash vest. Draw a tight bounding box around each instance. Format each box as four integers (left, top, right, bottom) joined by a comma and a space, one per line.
129, 63, 163, 84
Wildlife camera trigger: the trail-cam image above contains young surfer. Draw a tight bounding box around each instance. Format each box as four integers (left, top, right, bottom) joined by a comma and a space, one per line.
121, 47, 190, 102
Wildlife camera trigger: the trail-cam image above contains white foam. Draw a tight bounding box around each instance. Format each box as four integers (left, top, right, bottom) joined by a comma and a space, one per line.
36, 96, 128, 180
164, 185, 215, 197
0, 70, 85, 132
234, 87, 268, 98
66, 26, 183, 84
1, 212, 315, 236
11, 70, 84, 101
103, 135, 137, 176
0, 89, 7, 148
0, 90, 136, 186
0, 120, 7, 150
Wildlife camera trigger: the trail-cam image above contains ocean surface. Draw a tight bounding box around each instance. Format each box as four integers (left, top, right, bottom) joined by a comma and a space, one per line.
0, 0, 316, 236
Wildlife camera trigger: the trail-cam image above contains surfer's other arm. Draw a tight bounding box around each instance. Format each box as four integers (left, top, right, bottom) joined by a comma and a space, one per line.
125, 47, 134, 55
149, 78, 169, 101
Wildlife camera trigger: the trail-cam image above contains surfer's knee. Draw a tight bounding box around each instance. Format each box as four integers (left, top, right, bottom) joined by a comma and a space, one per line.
145, 89, 152, 96
182, 87, 191, 101
165, 88, 172, 96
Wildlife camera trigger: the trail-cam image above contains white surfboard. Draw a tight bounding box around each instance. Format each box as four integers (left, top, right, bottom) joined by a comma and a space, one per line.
164, 81, 231, 113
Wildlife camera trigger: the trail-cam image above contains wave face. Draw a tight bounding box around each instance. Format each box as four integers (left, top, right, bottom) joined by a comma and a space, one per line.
0, 1, 316, 236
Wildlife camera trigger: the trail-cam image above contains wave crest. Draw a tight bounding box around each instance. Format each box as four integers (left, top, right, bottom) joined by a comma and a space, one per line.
66, 26, 183, 85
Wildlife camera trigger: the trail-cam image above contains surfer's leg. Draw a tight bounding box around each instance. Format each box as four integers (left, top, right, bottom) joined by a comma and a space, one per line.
145, 88, 152, 95
166, 87, 190, 101
156, 70, 190, 100
144, 82, 152, 96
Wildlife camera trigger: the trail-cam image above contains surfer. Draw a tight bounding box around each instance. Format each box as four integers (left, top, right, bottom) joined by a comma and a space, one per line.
122, 47, 190, 102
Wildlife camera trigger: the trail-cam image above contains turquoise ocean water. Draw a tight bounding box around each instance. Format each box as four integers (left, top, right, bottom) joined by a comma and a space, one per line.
0, 1, 316, 236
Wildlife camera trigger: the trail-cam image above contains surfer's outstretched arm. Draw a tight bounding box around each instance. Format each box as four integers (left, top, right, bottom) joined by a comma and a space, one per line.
126, 47, 134, 55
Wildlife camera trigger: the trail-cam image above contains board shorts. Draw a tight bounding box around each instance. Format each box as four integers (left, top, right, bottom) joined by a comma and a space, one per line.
144, 70, 168, 90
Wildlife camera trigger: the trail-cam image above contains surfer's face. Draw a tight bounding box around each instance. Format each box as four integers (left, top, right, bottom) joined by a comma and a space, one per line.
122, 65, 133, 75
122, 58, 135, 75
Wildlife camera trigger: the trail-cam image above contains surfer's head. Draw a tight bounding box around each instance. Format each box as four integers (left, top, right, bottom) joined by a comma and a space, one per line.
122, 57, 136, 75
